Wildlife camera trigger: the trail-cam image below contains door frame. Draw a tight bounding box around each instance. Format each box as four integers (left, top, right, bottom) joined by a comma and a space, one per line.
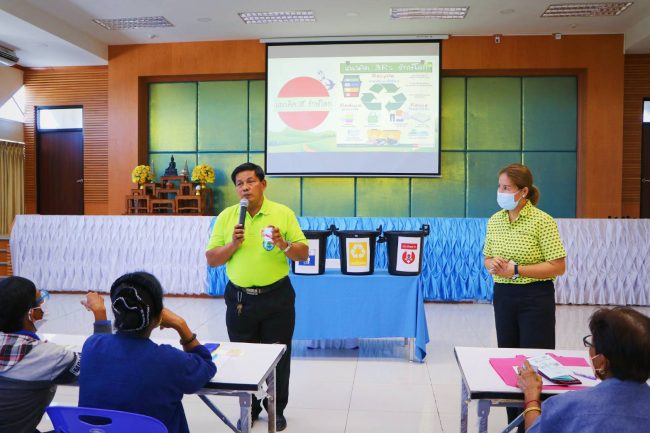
641, 98, 650, 218
35, 105, 84, 214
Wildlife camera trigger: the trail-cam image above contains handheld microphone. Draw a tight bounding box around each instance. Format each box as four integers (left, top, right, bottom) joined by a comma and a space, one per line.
238, 198, 249, 226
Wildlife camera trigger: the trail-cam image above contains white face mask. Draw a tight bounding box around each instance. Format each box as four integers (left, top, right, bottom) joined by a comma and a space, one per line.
497, 191, 521, 211
589, 353, 606, 380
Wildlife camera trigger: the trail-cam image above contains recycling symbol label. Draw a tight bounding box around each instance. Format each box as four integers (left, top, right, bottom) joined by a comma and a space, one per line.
347, 240, 370, 268
360, 83, 406, 111
350, 243, 366, 259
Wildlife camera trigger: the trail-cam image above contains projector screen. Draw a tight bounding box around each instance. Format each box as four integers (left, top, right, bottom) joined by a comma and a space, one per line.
265, 41, 441, 176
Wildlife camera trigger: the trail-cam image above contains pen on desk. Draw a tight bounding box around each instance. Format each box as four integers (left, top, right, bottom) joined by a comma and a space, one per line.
572, 371, 596, 380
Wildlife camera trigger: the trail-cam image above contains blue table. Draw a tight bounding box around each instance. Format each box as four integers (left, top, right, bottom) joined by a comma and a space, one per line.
290, 269, 430, 361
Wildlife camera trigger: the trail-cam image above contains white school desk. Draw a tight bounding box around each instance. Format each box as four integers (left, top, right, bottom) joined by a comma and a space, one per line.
45, 334, 286, 433
454, 346, 599, 433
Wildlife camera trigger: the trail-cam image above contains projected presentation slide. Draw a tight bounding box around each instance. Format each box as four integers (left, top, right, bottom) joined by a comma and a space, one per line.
266, 41, 441, 176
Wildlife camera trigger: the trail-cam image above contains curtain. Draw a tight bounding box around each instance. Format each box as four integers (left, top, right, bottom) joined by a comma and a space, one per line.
0, 140, 24, 234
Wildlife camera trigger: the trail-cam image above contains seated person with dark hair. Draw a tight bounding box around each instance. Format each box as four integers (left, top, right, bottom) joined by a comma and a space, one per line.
0, 276, 109, 433
79, 271, 216, 433
517, 306, 650, 432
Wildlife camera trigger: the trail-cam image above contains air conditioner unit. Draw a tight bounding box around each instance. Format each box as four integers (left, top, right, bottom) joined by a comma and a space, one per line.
0, 45, 19, 67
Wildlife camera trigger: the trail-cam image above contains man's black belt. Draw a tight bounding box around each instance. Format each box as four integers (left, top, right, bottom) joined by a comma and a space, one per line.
231, 276, 289, 296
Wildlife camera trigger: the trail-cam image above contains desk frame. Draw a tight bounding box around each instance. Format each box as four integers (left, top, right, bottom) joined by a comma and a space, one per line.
454, 347, 594, 433
47, 334, 285, 433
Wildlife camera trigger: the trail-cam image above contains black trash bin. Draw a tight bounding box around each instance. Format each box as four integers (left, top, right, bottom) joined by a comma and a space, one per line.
330, 224, 382, 275
291, 230, 331, 275
380, 224, 430, 276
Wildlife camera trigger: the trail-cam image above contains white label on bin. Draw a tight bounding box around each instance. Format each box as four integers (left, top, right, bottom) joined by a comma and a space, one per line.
395, 236, 421, 273
294, 239, 320, 274
345, 238, 370, 273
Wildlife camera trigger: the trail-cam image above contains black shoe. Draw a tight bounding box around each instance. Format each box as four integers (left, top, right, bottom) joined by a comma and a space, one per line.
236, 410, 260, 430
276, 414, 287, 431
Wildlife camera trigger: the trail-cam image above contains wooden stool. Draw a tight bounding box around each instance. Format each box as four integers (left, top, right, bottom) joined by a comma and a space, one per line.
176, 195, 202, 214
125, 195, 150, 214
150, 199, 176, 214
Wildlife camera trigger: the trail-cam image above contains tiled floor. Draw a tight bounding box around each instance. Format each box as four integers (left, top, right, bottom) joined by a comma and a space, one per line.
35, 295, 650, 433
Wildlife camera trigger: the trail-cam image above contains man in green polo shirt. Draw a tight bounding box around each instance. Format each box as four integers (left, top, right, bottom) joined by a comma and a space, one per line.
206, 162, 308, 431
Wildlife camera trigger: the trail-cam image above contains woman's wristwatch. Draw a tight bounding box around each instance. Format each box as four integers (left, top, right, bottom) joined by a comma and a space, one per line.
283, 241, 293, 253
512, 263, 520, 280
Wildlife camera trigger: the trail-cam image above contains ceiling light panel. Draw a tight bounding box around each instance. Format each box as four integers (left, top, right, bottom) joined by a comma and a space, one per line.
390, 7, 469, 19
238, 11, 316, 24
541, 2, 633, 17
92, 16, 174, 30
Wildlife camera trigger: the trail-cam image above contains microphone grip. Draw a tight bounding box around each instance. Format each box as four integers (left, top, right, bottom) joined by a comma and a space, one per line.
238, 206, 247, 226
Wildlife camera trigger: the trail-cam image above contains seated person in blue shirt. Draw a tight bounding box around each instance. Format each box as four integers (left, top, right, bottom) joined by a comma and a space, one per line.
79, 271, 217, 433
0, 276, 109, 433
517, 307, 650, 432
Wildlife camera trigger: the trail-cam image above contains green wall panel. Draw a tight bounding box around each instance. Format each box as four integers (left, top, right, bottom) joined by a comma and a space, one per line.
441, 77, 466, 151
198, 153, 248, 213
198, 81, 248, 151
467, 77, 521, 151
250, 153, 301, 214
150, 83, 197, 152
411, 152, 465, 217
356, 178, 409, 217
249, 80, 266, 152
149, 77, 577, 218
523, 152, 577, 218
466, 152, 521, 218
523, 77, 577, 151
302, 178, 355, 217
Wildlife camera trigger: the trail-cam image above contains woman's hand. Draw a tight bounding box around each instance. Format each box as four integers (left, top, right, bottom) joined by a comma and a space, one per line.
488, 256, 509, 275
158, 308, 187, 332
517, 361, 543, 400
81, 292, 107, 321
493, 260, 516, 278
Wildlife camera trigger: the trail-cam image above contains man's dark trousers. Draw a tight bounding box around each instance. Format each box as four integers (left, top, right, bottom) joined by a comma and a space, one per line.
224, 277, 295, 415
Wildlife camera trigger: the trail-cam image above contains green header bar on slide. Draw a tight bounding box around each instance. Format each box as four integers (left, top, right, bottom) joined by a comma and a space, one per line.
340, 62, 433, 73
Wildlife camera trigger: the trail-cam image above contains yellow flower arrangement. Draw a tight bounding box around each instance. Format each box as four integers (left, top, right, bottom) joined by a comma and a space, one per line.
131, 165, 154, 185
191, 163, 215, 184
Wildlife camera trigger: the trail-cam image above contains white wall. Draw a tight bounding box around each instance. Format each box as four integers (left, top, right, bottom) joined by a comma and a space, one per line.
0, 66, 24, 143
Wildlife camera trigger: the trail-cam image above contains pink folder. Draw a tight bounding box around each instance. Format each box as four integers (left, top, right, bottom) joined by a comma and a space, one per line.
489, 353, 590, 391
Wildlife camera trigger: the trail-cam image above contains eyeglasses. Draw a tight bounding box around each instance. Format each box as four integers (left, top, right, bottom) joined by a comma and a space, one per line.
582, 334, 594, 348
33, 289, 50, 308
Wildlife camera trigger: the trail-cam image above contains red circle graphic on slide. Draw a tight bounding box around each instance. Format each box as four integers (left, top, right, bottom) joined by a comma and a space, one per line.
277, 76, 330, 131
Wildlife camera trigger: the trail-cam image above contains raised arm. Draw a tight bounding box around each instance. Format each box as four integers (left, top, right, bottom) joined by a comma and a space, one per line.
206, 223, 244, 267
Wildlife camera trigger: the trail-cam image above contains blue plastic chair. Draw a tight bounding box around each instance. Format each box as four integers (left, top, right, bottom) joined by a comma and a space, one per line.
46, 406, 168, 433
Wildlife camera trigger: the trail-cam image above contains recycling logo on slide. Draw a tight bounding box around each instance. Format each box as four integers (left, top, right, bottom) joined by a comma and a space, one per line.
360, 83, 406, 111
276, 76, 331, 131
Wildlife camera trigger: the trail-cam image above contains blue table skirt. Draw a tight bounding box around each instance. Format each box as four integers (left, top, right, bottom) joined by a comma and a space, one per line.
290, 269, 429, 361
